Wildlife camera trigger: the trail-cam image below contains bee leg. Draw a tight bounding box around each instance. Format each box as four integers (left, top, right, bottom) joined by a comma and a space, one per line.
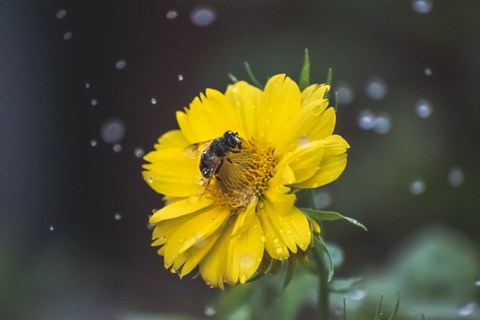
226, 158, 233, 164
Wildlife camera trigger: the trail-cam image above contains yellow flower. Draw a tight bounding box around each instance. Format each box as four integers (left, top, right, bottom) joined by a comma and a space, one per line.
143, 74, 350, 289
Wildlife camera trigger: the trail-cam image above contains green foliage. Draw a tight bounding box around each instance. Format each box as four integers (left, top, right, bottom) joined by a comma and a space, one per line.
298, 48, 310, 91
301, 208, 367, 231
243, 62, 263, 88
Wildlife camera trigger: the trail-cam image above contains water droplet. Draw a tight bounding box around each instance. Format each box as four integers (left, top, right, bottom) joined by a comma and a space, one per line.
177, 74, 184, 81
365, 77, 387, 100
166, 10, 178, 20
239, 274, 247, 284
146, 222, 154, 230
448, 166, 464, 187
415, 99, 433, 118
273, 238, 279, 244
239, 254, 254, 268
349, 289, 367, 301
113, 144, 122, 153
204, 305, 216, 317
312, 189, 332, 210
150, 98, 157, 105
63, 31, 73, 41
424, 67, 433, 76
336, 84, 354, 105
373, 113, 391, 134
298, 135, 310, 147
458, 302, 477, 316
275, 247, 284, 255
85, 82, 91, 89
115, 59, 127, 70
258, 201, 265, 209
90, 98, 98, 106
178, 238, 185, 244
56, 9, 68, 19
357, 110, 375, 130
190, 6, 217, 27
253, 224, 258, 229
89, 139, 98, 147
49, 225, 55, 232
474, 278, 480, 286
151, 209, 157, 214
412, 0, 433, 14
260, 236, 266, 242
134, 147, 145, 158
409, 179, 426, 195
100, 119, 126, 144
114, 213, 122, 221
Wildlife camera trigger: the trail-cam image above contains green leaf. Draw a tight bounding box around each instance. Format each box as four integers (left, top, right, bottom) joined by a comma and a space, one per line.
343, 297, 347, 320
324, 67, 333, 100
374, 295, 385, 320
314, 237, 334, 282
298, 48, 310, 91
301, 208, 367, 231
328, 277, 363, 293
228, 73, 239, 83
282, 259, 296, 292
387, 292, 400, 320
119, 314, 199, 320
244, 61, 263, 88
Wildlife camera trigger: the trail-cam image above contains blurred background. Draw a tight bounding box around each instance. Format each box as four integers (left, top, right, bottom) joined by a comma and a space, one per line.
1, 0, 479, 319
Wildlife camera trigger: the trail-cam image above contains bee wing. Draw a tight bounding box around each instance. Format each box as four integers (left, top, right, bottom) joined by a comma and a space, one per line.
183, 140, 212, 159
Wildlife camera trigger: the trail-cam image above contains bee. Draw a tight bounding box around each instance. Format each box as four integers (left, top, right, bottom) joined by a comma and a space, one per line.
185, 130, 243, 192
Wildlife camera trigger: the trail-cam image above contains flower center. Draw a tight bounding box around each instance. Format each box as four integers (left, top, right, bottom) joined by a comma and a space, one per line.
208, 140, 276, 212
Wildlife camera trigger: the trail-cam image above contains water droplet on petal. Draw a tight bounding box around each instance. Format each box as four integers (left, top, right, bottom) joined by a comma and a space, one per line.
150, 98, 157, 105
134, 147, 145, 158
63, 31, 73, 41
260, 236, 266, 242
412, 0, 433, 14
458, 302, 477, 316
100, 119, 126, 144
298, 135, 310, 147
349, 289, 367, 301
424, 67, 432, 76
49, 225, 55, 232
239, 254, 255, 269
275, 247, 284, 255
366, 77, 387, 100
358, 110, 375, 130
373, 113, 391, 134
415, 99, 433, 118
56, 9, 68, 19
190, 7, 217, 27
166, 10, 178, 20
273, 238, 279, 244
336, 84, 354, 105
448, 166, 465, 187
115, 59, 127, 70
409, 179, 426, 195
89, 139, 98, 147
112, 144, 122, 153
177, 74, 184, 81
204, 305, 216, 316
114, 213, 122, 221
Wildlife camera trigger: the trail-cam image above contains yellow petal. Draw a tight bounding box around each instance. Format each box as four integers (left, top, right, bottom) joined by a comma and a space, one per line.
225, 81, 262, 139
151, 214, 192, 247
231, 197, 258, 236
225, 214, 264, 285
282, 140, 327, 184
149, 196, 214, 224
177, 89, 245, 144
163, 207, 229, 268
293, 153, 348, 189
301, 84, 330, 113
256, 75, 302, 145
152, 130, 190, 150
264, 161, 295, 202
143, 147, 200, 197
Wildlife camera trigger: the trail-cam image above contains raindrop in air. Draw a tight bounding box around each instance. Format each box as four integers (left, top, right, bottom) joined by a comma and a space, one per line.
114, 213, 122, 221
49, 225, 55, 232
150, 98, 157, 105
424, 67, 432, 76
134, 147, 145, 158
415, 99, 433, 118
115, 59, 127, 70
166, 10, 178, 20
56, 9, 68, 19
312, 190, 332, 210
409, 179, 426, 195
204, 305, 216, 316
349, 289, 367, 301
90, 98, 98, 106
89, 138, 98, 147
336, 84, 354, 105
190, 7, 217, 27
357, 110, 375, 130
458, 302, 477, 317
366, 78, 387, 100
63, 31, 73, 41
100, 119, 126, 144
412, 0, 433, 14
474, 278, 480, 287
373, 113, 391, 134
85, 82, 91, 89
113, 144, 122, 153
177, 74, 184, 81
448, 166, 464, 187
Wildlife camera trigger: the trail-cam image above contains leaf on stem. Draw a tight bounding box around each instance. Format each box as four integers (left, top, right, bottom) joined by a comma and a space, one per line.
301, 208, 367, 231
298, 48, 310, 91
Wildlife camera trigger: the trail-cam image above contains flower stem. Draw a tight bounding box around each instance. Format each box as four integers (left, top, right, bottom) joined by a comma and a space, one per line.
312, 243, 330, 320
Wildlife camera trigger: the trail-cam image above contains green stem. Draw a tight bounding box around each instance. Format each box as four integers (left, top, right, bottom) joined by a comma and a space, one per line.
312, 244, 330, 320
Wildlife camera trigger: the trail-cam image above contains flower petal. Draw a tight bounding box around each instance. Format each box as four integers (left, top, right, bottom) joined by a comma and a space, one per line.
225, 214, 264, 285
282, 141, 327, 184
151, 214, 192, 247
293, 153, 348, 189
152, 130, 190, 150
231, 197, 258, 236
149, 196, 214, 224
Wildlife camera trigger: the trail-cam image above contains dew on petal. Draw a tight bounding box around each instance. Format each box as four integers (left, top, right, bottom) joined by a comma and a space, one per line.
424, 67, 433, 76
448, 166, 465, 187
56, 9, 68, 19
239, 254, 255, 269
409, 179, 426, 195
89, 138, 98, 147
134, 147, 145, 158
373, 113, 391, 134
365, 77, 387, 100
298, 135, 310, 147
412, 0, 433, 14
190, 7, 217, 27
63, 31, 73, 41
90, 98, 98, 106
115, 59, 127, 70
357, 110, 375, 130
114, 213, 122, 221
458, 302, 477, 317
113, 144, 122, 153
415, 99, 433, 118
275, 247, 284, 255
336, 84, 354, 105
204, 305, 216, 317
166, 10, 178, 20
100, 119, 126, 144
